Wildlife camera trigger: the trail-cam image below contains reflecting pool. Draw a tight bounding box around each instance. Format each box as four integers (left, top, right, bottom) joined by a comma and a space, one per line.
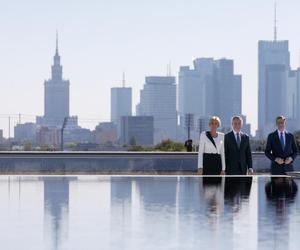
0, 176, 299, 250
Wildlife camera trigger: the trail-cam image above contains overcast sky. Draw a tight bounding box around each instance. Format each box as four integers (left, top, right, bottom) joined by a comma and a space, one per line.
1, 0, 300, 137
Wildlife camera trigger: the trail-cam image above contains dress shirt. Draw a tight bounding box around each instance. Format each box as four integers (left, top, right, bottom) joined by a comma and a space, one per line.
277, 130, 286, 147
233, 130, 242, 146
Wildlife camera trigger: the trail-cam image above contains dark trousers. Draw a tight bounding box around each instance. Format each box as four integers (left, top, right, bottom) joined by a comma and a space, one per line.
271, 163, 294, 175
226, 163, 247, 175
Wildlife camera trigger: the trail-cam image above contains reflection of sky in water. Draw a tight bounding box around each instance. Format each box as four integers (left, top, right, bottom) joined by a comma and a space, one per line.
0, 176, 298, 250
258, 177, 300, 250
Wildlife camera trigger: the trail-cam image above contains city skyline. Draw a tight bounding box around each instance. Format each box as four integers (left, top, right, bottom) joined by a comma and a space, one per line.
1, 0, 300, 137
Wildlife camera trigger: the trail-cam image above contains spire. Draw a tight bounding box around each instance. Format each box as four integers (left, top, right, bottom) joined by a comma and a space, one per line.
56, 30, 59, 55
53, 31, 61, 66
52, 31, 62, 80
122, 72, 126, 87
274, 2, 277, 41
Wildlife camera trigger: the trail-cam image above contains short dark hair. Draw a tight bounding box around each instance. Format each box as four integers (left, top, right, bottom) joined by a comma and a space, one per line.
231, 115, 243, 124
276, 116, 286, 123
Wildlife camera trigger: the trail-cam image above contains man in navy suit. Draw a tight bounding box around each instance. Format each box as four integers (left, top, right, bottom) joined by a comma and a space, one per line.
265, 116, 298, 175
225, 116, 253, 175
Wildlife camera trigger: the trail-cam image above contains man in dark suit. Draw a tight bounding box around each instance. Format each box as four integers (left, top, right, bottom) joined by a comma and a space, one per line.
225, 116, 253, 175
265, 116, 298, 175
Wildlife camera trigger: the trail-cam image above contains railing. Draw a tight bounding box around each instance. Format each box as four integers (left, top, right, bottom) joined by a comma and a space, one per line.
0, 151, 298, 174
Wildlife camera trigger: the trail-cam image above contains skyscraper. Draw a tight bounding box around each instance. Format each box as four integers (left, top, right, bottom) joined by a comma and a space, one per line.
178, 65, 205, 126
257, 5, 291, 138
178, 58, 242, 141
110, 75, 132, 138
37, 33, 76, 128
138, 76, 177, 144
257, 41, 290, 138
214, 59, 242, 129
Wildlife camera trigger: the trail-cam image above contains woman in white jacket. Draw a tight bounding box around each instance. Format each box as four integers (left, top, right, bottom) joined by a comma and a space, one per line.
197, 116, 226, 175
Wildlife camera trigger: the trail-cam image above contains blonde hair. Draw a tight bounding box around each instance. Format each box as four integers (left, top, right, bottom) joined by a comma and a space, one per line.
209, 116, 221, 127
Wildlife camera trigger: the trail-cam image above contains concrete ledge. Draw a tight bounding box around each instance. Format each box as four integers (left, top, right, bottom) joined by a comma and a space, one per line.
0, 151, 299, 174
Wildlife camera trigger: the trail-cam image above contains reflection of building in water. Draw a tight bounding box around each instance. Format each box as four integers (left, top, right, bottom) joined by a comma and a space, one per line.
43, 177, 71, 250
177, 177, 203, 212
135, 177, 177, 207
133, 177, 178, 244
109, 177, 179, 248
111, 177, 132, 202
110, 177, 132, 248
259, 177, 298, 250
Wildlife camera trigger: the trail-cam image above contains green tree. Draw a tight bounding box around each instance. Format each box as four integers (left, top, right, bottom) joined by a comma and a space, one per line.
23, 142, 32, 151
154, 139, 185, 152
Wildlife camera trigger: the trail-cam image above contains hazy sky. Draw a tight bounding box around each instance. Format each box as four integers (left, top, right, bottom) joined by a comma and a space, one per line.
1, 0, 300, 137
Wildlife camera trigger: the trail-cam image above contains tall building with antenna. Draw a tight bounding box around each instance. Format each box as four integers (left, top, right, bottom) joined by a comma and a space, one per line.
37, 33, 78, 128
257, 3, 291, 138
274, 2, 278, 41
110, 73, 132, 139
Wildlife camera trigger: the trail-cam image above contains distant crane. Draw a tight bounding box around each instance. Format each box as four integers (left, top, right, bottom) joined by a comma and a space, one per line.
61, 117, 68, 151
184, 113, 194, 140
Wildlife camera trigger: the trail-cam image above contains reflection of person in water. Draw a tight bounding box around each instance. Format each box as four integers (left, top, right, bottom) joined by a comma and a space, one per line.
263, 177, 298, 247
265, 177, 298, 200
202, 177, 224, 216
265, 177, 298, 223
224, 177, 252, 213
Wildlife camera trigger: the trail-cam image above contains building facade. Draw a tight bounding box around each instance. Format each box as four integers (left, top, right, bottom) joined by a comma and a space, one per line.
0, 129, 3, 143
138, 76, 177, 144
111, 87, 132, 139
178, 58, 243, 141
36, 127, 61, 150
14, 123, 37, 143
37, 34, 76, 128
120, 116, 154, 146
92, 122, 117, 144
257, 40, 290, 138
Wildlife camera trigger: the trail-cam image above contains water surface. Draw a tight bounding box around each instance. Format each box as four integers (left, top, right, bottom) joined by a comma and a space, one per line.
0, 176, 299, 250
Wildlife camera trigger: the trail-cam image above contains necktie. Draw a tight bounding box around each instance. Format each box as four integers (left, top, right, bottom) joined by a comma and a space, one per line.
236, 133, 241, 148
280, 132, 285, 150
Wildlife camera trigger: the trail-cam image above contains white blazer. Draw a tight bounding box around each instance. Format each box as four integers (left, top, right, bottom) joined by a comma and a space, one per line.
197, 131, 226, 171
